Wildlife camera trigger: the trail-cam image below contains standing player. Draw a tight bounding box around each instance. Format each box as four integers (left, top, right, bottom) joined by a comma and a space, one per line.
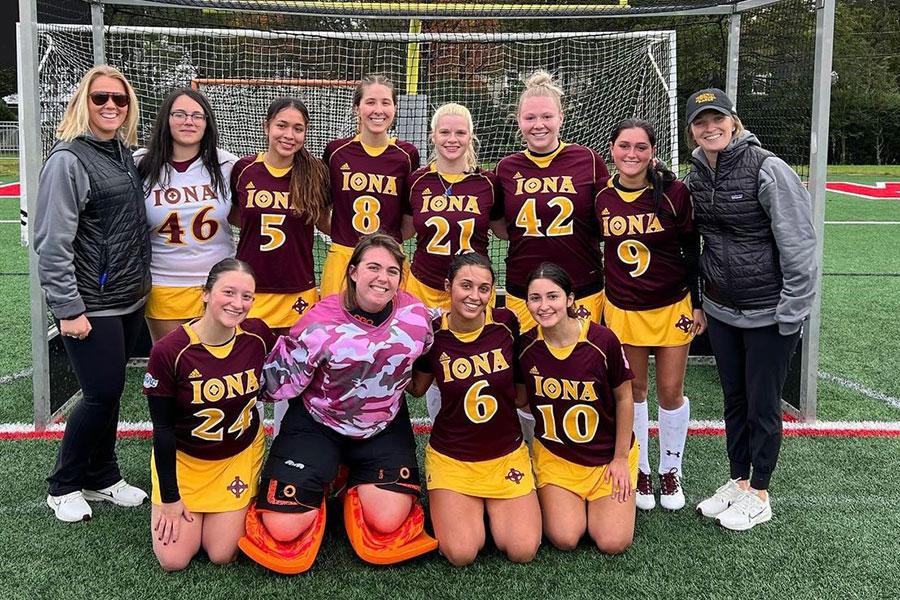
495, 70, 609, 332
518, 263, 637, 554
137, 88, 237, 343
595, 119, 705, 511
238, 233, 437, 574
402, 102, 504, 311
143, 259, 274, 571
319, 75, 420, 298
408, 253, 541, 566
231, 97, 329, 333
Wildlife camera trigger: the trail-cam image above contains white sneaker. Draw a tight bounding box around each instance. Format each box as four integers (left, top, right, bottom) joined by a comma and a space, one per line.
47, 491, 92, 522
696, 478, 746, 518
658, 469, 685, 511
83, 480, 148, 507
636, 471, 656, 511
716, 490, 772, 531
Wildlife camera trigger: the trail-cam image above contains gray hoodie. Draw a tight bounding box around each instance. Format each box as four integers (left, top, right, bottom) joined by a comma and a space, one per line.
685, 132, 817, 335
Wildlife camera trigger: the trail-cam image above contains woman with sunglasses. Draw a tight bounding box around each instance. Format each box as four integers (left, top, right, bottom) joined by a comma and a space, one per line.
136, 88, 238, 343
35, 65, 152, 523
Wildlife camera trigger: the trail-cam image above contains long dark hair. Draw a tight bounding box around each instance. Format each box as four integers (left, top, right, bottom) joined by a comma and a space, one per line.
265, 97, 329, 224
609, 118, 677, 217
138, 88, 227, 198
526, 262, 578, 318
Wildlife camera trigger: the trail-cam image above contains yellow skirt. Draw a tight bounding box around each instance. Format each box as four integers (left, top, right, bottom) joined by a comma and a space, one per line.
248, 288, 318, 329
505, 289, 605, 333
425, 442, 535, 499
151, 426, 265, 513
403, 272, 450, 311
532, 439, 638, 502
145, 285, 204, 321
603, 294, 694, 347
319, 242, 355, 300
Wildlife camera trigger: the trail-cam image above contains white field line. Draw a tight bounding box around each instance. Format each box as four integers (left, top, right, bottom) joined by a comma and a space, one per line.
0, 367, 32, 385
2, 418, 900, 438
824, 221, 900, 225
818, 370, 900, 409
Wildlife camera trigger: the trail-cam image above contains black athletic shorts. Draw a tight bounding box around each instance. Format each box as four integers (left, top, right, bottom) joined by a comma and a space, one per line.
257, 399, 420, 513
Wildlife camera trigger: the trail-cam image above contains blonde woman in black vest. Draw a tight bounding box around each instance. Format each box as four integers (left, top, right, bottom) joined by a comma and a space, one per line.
35, 65, 151, 523
684, 88, 816, 531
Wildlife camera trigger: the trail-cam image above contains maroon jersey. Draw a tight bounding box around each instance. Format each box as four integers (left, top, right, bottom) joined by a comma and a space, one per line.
324, 136, 420, 245
405, 166, 503, 289
495, 143, 609, 297
595, 178, 695, 310
231, 154, 316, 293
517, 320, 633, 467
415, 307, 522, 462
142, 318, 276, 461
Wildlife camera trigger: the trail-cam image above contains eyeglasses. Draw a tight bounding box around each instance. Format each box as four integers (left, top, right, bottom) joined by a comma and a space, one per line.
89, 92, 130, 108
170, 110, 207, 123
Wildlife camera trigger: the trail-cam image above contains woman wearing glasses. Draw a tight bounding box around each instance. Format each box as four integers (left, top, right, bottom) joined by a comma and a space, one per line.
136, 88, 238, 343
34, 65, 152, 522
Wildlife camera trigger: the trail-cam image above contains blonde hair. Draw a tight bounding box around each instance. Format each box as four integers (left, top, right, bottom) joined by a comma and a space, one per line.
684, 113, 745, 150
56, 65, 139, 146
429, 102, 478, 172
517, 69, 564, 116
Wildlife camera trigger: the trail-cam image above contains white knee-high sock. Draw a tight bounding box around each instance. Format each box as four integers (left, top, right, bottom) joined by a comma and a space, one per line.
273, 400, 289, 437
633, 400, 650, 474
425, 383, 442, 421
658, 396, 690, 475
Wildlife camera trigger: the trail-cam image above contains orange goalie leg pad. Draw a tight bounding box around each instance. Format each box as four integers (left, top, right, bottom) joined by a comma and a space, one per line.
238, 500, 326, 575
343, 487, 438, 565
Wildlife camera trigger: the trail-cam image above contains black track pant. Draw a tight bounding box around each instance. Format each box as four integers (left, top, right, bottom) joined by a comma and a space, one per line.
47, 308, 144, 496
706, 315, 801, 490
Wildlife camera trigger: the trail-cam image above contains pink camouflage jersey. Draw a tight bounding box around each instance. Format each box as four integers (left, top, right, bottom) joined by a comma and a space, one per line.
262, 290, 433, 438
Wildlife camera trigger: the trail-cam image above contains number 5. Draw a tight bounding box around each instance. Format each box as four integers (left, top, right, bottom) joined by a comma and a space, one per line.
260, 214, 286, 252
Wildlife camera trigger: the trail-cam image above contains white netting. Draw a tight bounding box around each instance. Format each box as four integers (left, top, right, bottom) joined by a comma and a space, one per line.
35, 24, 678, 282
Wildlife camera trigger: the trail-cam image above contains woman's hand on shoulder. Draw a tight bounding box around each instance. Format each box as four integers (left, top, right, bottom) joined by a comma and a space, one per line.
60, 315, 92, 340
153, 499, 194, 545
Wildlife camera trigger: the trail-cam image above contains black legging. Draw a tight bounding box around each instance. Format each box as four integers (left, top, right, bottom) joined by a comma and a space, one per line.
706, 315, 801, 491
47, 308, 145, 496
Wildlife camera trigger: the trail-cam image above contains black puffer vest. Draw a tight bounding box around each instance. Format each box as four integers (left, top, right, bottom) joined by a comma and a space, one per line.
689, 138, 782, 310
49, 137, 151, 312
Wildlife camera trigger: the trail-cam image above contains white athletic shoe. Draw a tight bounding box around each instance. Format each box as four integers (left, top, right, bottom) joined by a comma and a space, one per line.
83, 480, 148, 507
658, 468, 685, 511
47, 491, 92, 522
716, 490, 772, 531
636, 471, 656, 511
696, 478, 746, 518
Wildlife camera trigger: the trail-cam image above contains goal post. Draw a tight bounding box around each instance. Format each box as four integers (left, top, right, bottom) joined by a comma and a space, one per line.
19, 0, 833, 425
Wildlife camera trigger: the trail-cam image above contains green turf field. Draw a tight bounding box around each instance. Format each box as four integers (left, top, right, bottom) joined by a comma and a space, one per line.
1, 168, 899, 597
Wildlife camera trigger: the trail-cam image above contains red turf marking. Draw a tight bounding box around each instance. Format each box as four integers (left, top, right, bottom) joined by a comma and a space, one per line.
0, 182, 19, 197
782, 412, 798, 422
825, 181, 900, 199
4, 423, 900, 440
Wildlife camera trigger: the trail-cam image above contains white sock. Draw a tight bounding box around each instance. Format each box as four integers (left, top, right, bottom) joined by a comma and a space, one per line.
273, 401, 289, 437
633, 400, 650, 474
518, 408, 536, 444
658, 396, 690, 475
425, 383, 442, 421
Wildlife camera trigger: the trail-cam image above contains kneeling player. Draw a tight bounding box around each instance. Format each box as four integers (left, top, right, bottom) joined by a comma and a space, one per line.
240, 233, 437, 574
143, 259, 274, 571
409, 253, 541, 566
519, 263, 637, 554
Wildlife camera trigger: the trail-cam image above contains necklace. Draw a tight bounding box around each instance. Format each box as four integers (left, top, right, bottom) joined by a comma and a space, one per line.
436, 171, 460, 198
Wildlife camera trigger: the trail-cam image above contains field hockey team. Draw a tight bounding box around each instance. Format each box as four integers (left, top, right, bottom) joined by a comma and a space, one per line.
35, 65, 817, 570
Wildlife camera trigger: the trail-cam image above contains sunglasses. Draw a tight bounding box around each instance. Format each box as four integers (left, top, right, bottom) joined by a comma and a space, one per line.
89, 92, 130, 108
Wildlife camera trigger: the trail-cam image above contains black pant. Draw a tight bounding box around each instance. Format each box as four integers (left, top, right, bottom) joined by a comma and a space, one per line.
706, 315, 800, 490
47, 308, 145, 496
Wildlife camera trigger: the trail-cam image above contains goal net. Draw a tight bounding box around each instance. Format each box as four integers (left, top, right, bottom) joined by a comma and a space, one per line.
34, 24, 678, 286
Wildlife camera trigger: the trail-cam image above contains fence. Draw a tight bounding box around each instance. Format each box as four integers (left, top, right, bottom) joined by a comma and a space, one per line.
0, 121, 18, 155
